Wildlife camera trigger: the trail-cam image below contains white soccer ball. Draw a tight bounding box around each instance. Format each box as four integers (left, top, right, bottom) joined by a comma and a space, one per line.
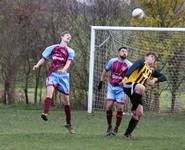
132, 8, 144, 19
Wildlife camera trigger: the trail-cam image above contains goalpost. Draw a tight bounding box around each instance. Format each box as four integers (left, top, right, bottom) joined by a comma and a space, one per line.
88, 26, 185, 113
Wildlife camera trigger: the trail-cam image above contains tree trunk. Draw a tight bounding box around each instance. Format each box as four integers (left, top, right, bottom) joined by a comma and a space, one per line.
24, 74, 29, 104
24, 57, 31, 104
3, 79, 14, 104
39, 81, 43, 104
3, 90, 7, 104
24, 88, 29, 104
171, 91, 176, 112
34, 68, 41, 104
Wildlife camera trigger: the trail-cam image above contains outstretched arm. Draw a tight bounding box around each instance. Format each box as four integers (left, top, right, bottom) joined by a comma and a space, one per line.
33, 58, 45, 70
33, 44, 56, 71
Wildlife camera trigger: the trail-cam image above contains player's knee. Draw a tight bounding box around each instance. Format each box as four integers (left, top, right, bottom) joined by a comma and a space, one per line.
138, 110, 143, 117
46, 95, 53, 99
136, 110, 143, 119
135, 84, 145, 95
106, 105, 113, 110
117, 106, 123, 111
64, 95, 70, 105
115, 102, 124, 111
139, 86, 145, 94
106, 100, 114, 110
64, 101, 70, 105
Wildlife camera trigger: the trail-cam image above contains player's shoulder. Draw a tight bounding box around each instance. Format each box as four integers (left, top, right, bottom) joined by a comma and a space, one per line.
109, 57, 119, 62
66, 47, 75, 58
47, 44, 59, 48
67, 46, 75, 53
44, 44, 59, 52
124, 59, 133, 65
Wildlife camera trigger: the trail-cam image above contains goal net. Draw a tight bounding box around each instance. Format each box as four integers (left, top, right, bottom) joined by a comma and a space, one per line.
88, 26, 185, 113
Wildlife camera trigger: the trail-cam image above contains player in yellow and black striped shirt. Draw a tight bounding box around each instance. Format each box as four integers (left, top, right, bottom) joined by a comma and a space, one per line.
122, 52, 166, 139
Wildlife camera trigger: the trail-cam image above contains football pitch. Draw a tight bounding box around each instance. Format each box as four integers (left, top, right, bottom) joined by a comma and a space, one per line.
0, 105, 185, 150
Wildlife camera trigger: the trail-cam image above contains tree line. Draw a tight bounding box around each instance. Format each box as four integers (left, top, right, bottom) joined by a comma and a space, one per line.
0, 0, 185, 112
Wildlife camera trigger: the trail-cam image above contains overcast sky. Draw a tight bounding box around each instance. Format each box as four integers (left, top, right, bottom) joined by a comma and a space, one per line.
76, 0, 131, 5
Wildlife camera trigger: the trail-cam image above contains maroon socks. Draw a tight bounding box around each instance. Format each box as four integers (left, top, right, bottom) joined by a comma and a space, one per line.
106, 110, 113, 128
65, 105, 71, 125
44, 97, 52, 114
115, 111, 123, 129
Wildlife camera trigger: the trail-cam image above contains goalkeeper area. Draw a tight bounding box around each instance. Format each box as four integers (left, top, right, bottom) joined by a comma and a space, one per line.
88, 26, 185, 113
0, 105, 185, 150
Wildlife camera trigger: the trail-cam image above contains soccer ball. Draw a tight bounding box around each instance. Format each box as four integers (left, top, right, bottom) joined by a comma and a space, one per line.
132, 8, 144, 19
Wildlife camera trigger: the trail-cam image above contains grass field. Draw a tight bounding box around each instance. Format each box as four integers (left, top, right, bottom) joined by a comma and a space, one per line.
0, 105, 185, 150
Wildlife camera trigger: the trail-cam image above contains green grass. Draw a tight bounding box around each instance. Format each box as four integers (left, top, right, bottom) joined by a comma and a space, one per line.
0, 105, 185, 150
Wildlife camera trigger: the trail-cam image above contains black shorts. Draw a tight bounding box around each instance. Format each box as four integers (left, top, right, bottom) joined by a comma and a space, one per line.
123, 83, 143, 111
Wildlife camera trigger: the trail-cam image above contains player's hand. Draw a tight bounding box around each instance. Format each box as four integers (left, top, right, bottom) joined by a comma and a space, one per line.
98, 81, 103, 90
58, 69, 65, 74
33, 64, 39, 71
146, 78, 157, 86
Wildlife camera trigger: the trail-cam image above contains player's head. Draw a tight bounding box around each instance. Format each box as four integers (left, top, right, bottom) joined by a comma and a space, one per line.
118, 47, 129, 59
61, 31, 72, 43
145, 52, 158, 65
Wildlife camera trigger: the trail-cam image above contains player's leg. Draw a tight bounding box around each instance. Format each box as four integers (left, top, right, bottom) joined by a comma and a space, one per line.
63, 94, 71, 126
105, 83, 115, 136
63, 94, 75, 134
112, 102, 124, 135
57, 73, 75, 133
124, 104, 143, 139
41, 86, 55, 121
124, 83, 145, 139
106, 100, 114, 135
41, 75, 56, 121
113, 87, 125, 135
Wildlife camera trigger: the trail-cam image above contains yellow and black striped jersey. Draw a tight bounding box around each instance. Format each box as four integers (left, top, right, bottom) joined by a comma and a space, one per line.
123, 59, 166, 85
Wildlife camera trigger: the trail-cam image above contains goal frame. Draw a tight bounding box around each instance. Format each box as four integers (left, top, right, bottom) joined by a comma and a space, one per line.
88, 26, 185, 113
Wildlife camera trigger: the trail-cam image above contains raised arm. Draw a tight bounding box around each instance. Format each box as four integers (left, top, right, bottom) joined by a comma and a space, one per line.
33, 57, 45, 70
33, 45, 57, 71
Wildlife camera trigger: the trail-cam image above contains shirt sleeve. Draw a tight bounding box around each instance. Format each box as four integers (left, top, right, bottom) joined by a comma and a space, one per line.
68, 48, 75, 61
152, 69, 167, 82
125, 59, 144, 77
42, 45, 57, 60
128, 60, 133, 69
104, 59, 115, 72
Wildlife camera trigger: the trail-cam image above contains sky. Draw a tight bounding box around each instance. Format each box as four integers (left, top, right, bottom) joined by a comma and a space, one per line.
76, 0, 131, 5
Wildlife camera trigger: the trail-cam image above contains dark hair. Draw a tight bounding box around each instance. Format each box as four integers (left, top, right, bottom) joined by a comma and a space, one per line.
118, 46, 129, 52
61, 31, 70, 37
145, 52, 158, 60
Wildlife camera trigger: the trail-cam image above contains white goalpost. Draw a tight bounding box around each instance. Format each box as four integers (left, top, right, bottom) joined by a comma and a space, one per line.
88, 26, 185, 113
88, 27, 96, 113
